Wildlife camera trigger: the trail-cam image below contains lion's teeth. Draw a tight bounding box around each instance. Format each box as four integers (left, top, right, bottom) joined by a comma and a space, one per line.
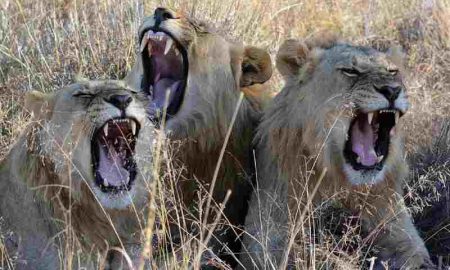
140, 35, 149, 53
114, 139, 118, 145
103, 179, 109, 187
131, 121, 137, 135
377, 155, 384, 163
395, 112, 399, 125
104, 123, 109, 137
174, 48, 179, 56
164, 38, 173, 55
368, 112, 373, 125
356, 156, 361, 164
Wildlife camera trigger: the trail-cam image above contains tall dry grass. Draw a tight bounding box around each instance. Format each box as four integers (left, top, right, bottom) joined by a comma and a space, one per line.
1, 0, 450, 269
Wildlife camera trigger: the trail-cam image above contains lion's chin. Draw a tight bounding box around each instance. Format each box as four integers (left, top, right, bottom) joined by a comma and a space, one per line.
343, 163, 387, 185
91, 184, 138, 209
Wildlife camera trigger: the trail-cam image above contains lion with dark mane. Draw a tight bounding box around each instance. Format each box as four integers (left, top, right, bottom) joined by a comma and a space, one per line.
242, 33, 434, 269
0, 80, 157, 269
125, 7, 272, 267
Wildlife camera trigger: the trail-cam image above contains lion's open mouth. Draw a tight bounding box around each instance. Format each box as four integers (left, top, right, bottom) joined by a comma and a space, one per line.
344, 109, 401, 171
92, 118, 141, 193
140, 29, 188, 123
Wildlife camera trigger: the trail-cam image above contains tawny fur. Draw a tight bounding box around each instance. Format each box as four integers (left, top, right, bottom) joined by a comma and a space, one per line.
242, 34, 433, 269
125, 7, 273, 267
0, 80, 156, 269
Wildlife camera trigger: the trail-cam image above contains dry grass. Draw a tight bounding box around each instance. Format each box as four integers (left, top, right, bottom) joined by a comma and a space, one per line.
1, 0, 450, 269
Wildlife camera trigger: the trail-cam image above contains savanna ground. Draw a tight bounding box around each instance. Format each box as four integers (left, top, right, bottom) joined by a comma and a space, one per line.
1, 0, 450, 269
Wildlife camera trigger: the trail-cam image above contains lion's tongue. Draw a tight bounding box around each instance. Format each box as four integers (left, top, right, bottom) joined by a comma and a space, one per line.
98, 144, 130, 186
148, 78, 182, 115
351, 118, 377, 167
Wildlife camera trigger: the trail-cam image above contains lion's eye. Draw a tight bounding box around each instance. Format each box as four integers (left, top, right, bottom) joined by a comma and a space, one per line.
340, 68, 360, 78
73, 91, 95, 99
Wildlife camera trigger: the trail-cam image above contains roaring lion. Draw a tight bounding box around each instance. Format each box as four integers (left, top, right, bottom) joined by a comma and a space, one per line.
125, 7, 272, 266
0, 80, 157, 269
242, 34, 434, 269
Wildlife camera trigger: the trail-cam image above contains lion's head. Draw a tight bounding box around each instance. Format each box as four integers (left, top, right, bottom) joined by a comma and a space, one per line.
267, 33, 408, 185
126, 7, 272, 143
24, 80, 156, 209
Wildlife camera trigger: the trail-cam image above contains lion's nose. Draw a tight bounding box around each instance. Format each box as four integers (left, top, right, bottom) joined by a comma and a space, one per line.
154, 7, 176, 25
106, 94, 133, 111
374, 84, 402, 102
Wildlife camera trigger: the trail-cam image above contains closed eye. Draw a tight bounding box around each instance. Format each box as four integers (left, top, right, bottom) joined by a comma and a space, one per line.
340, 68, 360, 77
73, 91, 95, 99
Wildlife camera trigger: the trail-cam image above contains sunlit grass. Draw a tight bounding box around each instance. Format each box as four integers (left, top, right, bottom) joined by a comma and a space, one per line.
1, 0, 449, 269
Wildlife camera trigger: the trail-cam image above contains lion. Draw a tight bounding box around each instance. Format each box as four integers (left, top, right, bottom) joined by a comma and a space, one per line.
241, 33, 434, 269
0, 80, 157, 269
125, 7, 273, 267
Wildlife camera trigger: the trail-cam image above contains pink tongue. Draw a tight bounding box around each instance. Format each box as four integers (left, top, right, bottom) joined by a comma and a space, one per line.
351, 119, 378, 167
148, 78, 181, 114
98, 144, 130, 186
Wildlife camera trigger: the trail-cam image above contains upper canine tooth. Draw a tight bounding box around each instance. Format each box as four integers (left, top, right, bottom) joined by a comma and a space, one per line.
164, 38, 173, 55
104, 123, 109, 137
368, 113, 374, 125
356, 156, 361, 164
140, 36, 149, 53
395, 112, 399, 124
131, 121, 137, 135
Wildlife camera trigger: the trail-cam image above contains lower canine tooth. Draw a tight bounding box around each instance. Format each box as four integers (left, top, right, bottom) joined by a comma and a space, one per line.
368, 112, 374, 125
104, 123, 109, 137
131, 121, 137, 135
140, 36, 148, 53
395, 112, 399, 124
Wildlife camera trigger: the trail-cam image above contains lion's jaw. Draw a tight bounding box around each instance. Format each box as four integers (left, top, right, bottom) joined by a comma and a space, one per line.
132, 8, 271, 144
37, 82, 154, 210
136, 11, 189, 128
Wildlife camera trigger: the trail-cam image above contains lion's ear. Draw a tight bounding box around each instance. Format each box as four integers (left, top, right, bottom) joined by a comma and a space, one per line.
24, 91, 55, 120
239, 46, 273, 87
386, 45, 406, 70
276, 39, 310, 78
